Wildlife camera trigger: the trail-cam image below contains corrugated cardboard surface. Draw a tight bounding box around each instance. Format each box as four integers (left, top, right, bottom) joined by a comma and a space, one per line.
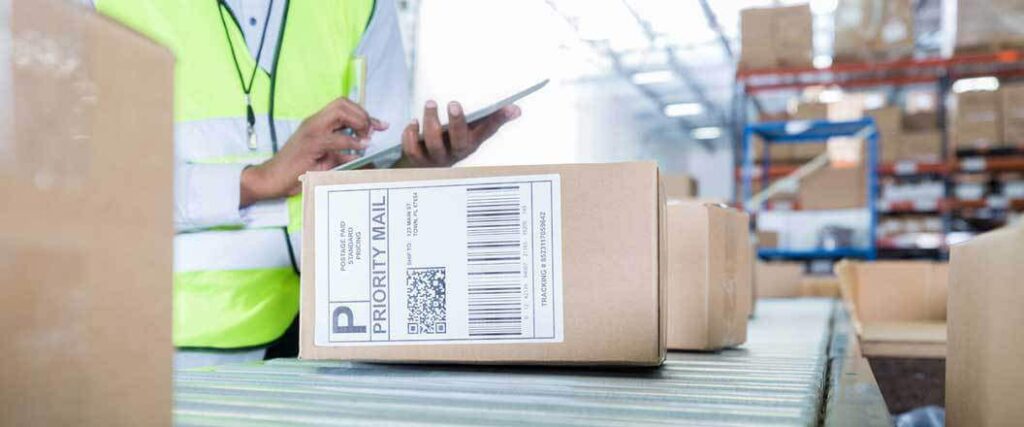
755, 262, 804, 298
954, 90, 1002, 148
835, 261, 947, 358
899, 131, 942, 162
1001, 82, 1024, 145
833, 0, 914, 63
757, 231, 779, 248
867, 107, 902, 163
299, 162, 666, 365
739, 5, 812, 70
772, 5, 813, 68
947, 224, 1024, 426
954, 0, 1024, 54
663, 174, 697, 200
0, 0, 174, 425
799, 165, 867, 210
665, 202, 750, 351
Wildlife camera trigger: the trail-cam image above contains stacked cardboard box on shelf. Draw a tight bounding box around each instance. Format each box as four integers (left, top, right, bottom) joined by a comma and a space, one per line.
954, 89, 1003, 149
947, 224, 1024, 426
800, 165, 868, 210
833, 0, 914, 63
1, 0, 174, 424
954, 0, 1024, 54
867, 107, 902, 163
1001, 82, 1024, 146
740, 5, 813, 70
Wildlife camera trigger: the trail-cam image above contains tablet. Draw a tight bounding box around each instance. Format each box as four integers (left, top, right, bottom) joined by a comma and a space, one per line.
333, 79, 549, 171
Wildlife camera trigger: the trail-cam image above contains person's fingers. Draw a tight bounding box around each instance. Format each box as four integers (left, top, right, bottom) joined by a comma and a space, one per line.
321, 98, 372, 138
401, 119, 427, 165
421, 100, 448, 164
370, 117, 389, 132
321, 132, 368, 153
446, 101, 472, 160
469, 104, 520, 144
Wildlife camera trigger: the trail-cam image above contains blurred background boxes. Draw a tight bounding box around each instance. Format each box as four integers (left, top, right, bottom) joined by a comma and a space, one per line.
740, 5, 813, 70
954, 0, 1024, 54
833, 0, 915, 63
954, 89, 1003, 149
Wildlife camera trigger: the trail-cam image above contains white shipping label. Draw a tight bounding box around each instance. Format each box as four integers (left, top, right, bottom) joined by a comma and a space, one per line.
314, 175, 563, 346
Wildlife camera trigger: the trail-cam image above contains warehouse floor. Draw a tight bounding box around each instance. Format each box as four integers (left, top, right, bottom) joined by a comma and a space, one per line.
174, 299, 890, 426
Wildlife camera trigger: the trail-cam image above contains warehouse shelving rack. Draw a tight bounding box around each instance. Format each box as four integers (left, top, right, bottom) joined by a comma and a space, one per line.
733, 50, 1024, 259
741, 118, 879, 261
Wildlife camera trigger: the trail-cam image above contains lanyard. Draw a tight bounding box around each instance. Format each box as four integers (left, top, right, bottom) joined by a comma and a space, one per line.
217, 0, 276, 151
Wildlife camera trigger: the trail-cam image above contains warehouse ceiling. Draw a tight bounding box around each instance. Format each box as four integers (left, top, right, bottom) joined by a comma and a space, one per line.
545, 0, 839, 149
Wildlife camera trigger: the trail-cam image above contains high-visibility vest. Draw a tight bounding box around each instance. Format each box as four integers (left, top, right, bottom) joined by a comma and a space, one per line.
96, 0, 374, 348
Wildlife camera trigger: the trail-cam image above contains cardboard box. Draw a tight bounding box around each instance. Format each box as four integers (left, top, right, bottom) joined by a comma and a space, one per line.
663, 174, 698, 200
800, 276, 841, 298
757, 231, 779, 248
747, 241, 757, 318
1001, 82, 1024, 145
792, 102, 828, 121
954, 90, 1002, 149
299, 162, 666, 365
755, 262, 804, 298
799, 165, 867, 210
835, 261, 947, 358
947, 224, 1024, 426
899, 131, 943, 162
773, 5, 814, 68
902, 111, 939, 132
665, 202, 750, 351
834, 0, 914, 62
867, 107, 902, 163
0, 0, 174, 424
739, 8, 776, 70
739, 6, 812, 70
955, 0, 1024, 54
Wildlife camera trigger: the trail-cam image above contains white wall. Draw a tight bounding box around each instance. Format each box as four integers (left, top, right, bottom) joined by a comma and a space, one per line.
411, 0, 731, 198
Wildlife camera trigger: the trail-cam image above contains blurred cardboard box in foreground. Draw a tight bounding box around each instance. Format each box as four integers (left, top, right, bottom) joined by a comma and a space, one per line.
0, 0, 174, 424
947, 224, 1024, 426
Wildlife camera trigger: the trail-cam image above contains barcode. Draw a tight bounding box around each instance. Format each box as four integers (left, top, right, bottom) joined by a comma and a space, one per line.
466, 185, 524, 337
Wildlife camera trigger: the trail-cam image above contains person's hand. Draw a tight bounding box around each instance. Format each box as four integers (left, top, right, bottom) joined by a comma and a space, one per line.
240, 98, 388, 206
395, 100, 520, 168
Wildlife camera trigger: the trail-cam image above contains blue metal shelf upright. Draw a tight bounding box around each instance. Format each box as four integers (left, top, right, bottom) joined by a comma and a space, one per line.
741, 118, 879, 261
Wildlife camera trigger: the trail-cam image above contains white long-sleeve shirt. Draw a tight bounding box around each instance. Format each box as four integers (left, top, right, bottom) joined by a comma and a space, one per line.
82, 0, 410, 230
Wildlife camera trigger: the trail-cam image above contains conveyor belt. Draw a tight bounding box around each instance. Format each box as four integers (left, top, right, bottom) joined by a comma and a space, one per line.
174, 299, 842, 426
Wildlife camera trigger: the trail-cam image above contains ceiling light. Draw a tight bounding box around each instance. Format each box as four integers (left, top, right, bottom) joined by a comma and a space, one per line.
663, 102, 703, 117
632, 70, 674, 85
691, 127, 721, 140
952, 77, 999, 93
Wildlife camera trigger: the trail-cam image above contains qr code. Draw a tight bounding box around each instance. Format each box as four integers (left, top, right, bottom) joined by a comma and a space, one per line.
407, 267, 447, 335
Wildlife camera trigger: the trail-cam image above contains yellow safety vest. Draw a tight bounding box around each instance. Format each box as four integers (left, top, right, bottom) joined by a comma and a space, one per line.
96, 0, 374, 348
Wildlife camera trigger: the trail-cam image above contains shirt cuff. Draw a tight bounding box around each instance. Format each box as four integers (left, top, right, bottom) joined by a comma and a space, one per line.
180, 163, 246, 229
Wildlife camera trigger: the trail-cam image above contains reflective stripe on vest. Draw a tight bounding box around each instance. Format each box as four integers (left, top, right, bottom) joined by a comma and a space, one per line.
97, 0, 373, 348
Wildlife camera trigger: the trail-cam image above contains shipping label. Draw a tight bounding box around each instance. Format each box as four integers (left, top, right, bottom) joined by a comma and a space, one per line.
314, 175, 563, 346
